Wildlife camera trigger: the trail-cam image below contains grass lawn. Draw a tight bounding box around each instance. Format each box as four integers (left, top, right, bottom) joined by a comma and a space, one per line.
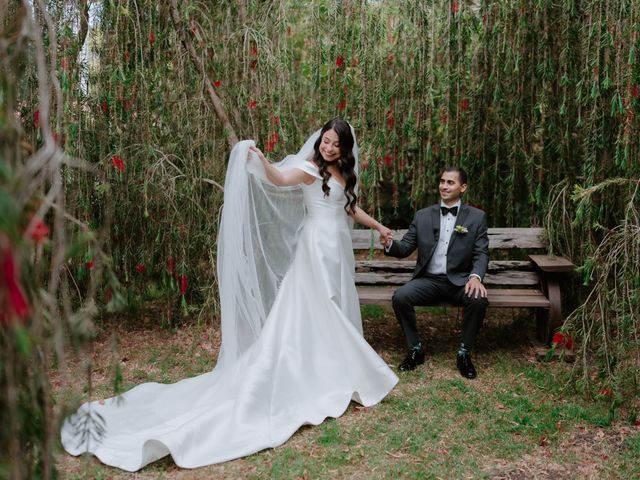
53, 304, 640, 479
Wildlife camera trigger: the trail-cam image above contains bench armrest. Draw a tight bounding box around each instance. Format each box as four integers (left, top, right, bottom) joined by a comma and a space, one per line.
528, 254, 574, 273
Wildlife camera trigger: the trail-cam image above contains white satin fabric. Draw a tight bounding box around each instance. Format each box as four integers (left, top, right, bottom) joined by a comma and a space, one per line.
61, 146, 398, 471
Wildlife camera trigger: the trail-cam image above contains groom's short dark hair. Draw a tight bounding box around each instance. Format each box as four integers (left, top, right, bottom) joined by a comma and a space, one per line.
441, 166, 468, 185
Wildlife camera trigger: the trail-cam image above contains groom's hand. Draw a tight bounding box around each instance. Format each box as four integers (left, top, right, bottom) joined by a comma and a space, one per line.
465, 276, 487, 299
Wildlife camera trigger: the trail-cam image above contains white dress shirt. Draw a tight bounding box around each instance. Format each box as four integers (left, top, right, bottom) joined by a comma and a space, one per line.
426, 201, 461, 275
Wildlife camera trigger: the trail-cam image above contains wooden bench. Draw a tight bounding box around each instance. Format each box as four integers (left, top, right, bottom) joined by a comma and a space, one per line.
352, 228, 574, 344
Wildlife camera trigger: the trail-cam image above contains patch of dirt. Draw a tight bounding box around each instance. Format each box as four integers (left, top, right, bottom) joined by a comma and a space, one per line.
485, 425, 634, 480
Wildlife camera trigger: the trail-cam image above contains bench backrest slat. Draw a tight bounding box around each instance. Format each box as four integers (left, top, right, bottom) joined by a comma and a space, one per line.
352, 227, 546, 250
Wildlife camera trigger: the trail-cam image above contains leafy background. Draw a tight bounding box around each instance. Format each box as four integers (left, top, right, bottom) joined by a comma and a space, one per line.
1, 0, 639, 477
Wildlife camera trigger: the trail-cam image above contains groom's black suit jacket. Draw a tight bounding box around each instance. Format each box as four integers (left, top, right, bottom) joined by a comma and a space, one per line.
384, 202, 489, 287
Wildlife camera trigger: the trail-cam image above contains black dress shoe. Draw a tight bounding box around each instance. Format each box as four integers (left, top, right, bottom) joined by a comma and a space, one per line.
456, 352, 477, 379
398, 347, 425, 371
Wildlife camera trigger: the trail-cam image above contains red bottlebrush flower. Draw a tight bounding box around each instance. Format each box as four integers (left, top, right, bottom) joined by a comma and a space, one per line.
105, 287, 113, 302
551, 332, 573, 350
270, 132, 279, 144
459, 98, 470, 112
249, 59, 258, 69
135, 264, 146, 274
34, 110, 40, 128
111, 155, 125, 173
101, 100, 108, 113
1, 247, 30, 323
86, 260, 94, 270
213, 80, 222, 88
250, 46, 258, 57
166, 256, 175, 274
599, 388, 613, 397
386, 110, 395, 129
248, 100, 258, 109
27, 217, 49, 244
264, 141, 274, 153
148, 33, 156, 46
383, 154, 395, 167
440, 110, 448, 124
337, 99, 347, 111
60, 58, 68, 70
452, 1, 460, 13
632, 85, 639, 98
272, 115, 280, 125
179, 274, 188, 295
335, 55, 345, 68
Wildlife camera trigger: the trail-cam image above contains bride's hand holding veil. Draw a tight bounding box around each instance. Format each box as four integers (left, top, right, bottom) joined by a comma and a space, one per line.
250, 145, 312, 187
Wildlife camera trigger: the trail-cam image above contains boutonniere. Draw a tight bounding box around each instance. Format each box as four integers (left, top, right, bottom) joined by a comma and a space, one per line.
454, 225, 468, 234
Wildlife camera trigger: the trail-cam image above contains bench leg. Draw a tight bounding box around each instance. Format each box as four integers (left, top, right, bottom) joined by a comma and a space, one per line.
546, 276, 563, 342
535, 308, 549, 344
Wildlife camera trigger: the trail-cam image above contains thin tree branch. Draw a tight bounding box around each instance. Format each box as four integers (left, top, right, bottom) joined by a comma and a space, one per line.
170, 0, 239, 148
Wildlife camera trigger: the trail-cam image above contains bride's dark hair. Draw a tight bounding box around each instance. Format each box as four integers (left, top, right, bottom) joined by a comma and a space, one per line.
312, 117, 358, 214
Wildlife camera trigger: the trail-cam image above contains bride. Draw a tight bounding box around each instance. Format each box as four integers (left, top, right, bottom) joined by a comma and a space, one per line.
61, 118, 399, 471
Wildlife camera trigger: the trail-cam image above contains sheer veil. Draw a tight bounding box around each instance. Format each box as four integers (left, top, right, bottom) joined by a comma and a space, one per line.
216, 125, 359, 369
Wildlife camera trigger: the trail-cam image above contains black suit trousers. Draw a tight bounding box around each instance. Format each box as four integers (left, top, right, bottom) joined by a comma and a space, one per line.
392, 274, 488, 350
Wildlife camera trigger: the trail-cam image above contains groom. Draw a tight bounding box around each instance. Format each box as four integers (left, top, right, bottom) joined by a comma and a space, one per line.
382, 167, 489, 379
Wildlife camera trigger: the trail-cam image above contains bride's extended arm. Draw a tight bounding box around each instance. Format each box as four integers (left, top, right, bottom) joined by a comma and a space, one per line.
250, 146, 311, 186
349, 206, 393, 245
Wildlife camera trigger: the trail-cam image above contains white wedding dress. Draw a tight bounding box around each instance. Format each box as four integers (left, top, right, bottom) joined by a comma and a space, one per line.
61, 138, 398, 471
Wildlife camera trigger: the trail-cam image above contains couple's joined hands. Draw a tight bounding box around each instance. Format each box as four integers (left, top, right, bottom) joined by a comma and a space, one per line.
378, 226, 393, 248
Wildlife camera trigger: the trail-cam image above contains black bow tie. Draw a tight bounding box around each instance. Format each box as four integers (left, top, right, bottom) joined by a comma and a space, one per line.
441, 206, 459, 216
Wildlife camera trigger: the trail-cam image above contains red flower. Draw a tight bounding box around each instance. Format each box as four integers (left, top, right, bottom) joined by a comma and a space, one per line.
270, 132, 279, 144
101, 100, 108, 113
166, 256, 175, 274
149, 33, 156, 45
551, 332, 573, 350
386, 110, 395, 129
27, 216, 49, 244
264, 141, 274, 153
336, 55, 345, 68
1, 247, 30, 324
213, 80, 222, 88
383, 154, 395, 167
60, 58, 68, 70
440, 110, 448, 124
337, 99, 347, 111
272, 115, 280, 125
632, 85, 639, 98
250, 59, 258, 69
599, 388, 613, 397
179, 274, 188, 295
34, 110, 40, 128
135, 264, 146, 274
248, 100, 258, 109
111, 155, 125, 173
459, 98, 470, 112
452, 1, 460, 13
386, 54, 395, 65
250, 46, 258, 57
123, 99, 132, 112
86, 260, 94, 270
